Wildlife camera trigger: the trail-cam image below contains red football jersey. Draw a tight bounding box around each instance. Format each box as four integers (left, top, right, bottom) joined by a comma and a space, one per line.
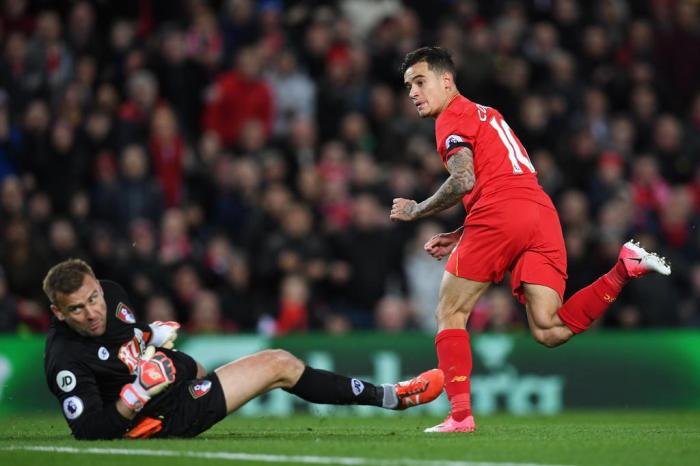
435, 95, 553, 214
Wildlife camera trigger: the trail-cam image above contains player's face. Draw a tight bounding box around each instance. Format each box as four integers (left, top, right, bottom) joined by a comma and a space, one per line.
51, 274, 108, 337
403, 61, 451, 118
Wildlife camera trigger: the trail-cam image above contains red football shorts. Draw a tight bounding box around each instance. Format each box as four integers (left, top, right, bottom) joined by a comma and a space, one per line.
445, 199, 567, 303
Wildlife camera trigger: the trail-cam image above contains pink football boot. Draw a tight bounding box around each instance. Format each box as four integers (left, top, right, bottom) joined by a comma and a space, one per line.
619, 240, 671, 278
424, 414, 476, 433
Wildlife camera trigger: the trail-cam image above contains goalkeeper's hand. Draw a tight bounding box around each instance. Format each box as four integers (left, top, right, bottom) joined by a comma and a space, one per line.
148, 320, 180, 349
120, 346, 176, 411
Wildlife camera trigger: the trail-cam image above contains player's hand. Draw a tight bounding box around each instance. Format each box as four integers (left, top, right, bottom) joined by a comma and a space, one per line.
148, 320, 180, 349
424, 231, 461, 261
390, 198, 419, 222
119, 346, 177, 411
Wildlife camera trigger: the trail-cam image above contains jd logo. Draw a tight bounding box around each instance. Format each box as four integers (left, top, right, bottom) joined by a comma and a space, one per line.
56, 370, 76, 392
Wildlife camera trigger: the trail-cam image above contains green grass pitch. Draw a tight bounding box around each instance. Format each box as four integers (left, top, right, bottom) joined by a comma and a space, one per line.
1, 411, 699, 466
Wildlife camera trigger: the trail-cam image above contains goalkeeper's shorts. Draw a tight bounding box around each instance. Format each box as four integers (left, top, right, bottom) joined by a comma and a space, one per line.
134, 371, 227, 438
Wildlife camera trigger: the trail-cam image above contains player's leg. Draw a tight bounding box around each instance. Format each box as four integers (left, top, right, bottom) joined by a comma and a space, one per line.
428, 205, 530, 433
556, 240, 670, 335
515, 203, 608, 346
214, 349, 303, 413
522, 283, 573, 347
214, 349, 444, 414
524, 240, 671, 343
436, 272, 490, 330
426, 272, 490, 433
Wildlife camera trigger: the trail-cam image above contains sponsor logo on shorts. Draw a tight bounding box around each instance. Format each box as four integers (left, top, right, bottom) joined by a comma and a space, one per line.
351, 378, 365, 396
56, 370, 76, 392
98, 346, 110, 360
188, 379, 212, 399
63, 396, 84, 420
115, 302, 136, 324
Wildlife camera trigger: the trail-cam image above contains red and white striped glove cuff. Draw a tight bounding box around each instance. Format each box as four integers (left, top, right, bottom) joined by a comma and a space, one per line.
120, 383, 151, 411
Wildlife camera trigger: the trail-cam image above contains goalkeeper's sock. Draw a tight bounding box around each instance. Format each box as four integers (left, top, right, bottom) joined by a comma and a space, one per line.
380, 383, 399, 409
435, 329, 472, 422
557, 261, 627, 334
285, 366, 383, 406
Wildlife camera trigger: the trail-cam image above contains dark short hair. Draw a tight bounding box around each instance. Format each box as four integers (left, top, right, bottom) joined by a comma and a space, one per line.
400, 46, 456, 77
43, 259, 96, 305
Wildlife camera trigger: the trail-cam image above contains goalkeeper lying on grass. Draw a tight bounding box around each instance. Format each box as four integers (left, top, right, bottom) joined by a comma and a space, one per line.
43, 259, 444, 439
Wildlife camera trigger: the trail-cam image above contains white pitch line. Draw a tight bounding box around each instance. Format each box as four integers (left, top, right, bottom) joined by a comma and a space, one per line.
0, 445, 570, 466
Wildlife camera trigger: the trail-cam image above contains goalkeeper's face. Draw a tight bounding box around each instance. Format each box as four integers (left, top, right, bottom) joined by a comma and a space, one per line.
51, 274, 108, 337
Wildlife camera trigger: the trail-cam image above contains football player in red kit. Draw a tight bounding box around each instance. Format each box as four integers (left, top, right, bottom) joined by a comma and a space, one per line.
390, 47, 671, 433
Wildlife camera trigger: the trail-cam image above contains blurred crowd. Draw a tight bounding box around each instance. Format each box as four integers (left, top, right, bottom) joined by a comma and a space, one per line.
1, 0, 700, 336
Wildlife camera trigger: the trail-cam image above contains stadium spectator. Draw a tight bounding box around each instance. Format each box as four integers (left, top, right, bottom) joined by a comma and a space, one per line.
330, 192, 405, 328
115, 144, 164, 228
148, 105, 185, 207
186, 289, 236, 334
375, 294, 412, 332
47, 218, 86, 264
257, 202, 328, 297
117, 68, 161, 146
0, 266, 18, 332
265, 48, 316, 137
202, 46, 273, 148
144, 294, 177, 323
152, 26, 208, 139
273, 274, 311, 335
469, 287, 523, 333
0, 175, 25, 223
404, 221, 445, 332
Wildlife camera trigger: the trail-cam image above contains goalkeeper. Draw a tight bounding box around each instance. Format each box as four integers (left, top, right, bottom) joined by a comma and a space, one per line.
43, 259, 443, 440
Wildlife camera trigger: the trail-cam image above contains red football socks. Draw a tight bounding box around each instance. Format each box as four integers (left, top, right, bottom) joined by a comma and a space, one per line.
435, 328, 472, 421
557, 260, 629, 334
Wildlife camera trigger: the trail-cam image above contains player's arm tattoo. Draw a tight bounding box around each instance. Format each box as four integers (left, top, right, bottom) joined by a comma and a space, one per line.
413, 147, 475, 218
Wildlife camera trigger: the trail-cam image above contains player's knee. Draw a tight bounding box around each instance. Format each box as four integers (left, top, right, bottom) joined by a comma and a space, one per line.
531, 328, 564, 348
264, 349, 304, 386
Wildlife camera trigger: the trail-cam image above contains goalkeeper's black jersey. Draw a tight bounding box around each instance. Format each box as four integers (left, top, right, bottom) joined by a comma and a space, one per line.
44, 280, 197, 439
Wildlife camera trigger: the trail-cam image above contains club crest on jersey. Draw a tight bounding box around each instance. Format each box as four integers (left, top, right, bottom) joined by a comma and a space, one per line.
445, 134, 464, 151
188, 379, 212, 399
63, 396, 84, 419
115, 302, 135, 324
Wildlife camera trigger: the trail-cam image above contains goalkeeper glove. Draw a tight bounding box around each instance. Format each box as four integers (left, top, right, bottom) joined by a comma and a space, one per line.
120, 346, 176, 411
147, 320, 180, 349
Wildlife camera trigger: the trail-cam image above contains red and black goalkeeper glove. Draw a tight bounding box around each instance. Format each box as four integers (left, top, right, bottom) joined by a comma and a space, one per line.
120, 347, 177, 411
